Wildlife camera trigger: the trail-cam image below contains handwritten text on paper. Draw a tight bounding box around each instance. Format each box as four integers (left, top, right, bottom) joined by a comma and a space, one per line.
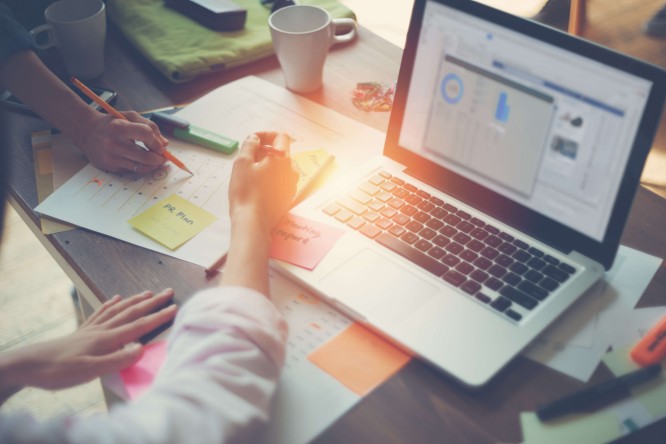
128, 194, 217, 250
270, 214, 344, 270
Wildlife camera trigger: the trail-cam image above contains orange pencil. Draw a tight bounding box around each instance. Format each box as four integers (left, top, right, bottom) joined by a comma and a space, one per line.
70, 77, 193, 175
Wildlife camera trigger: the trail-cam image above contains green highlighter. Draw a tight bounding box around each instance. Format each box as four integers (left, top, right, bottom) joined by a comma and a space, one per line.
150, 112, 238, 154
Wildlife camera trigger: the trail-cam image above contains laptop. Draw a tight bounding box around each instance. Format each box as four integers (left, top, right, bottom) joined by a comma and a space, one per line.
275, 0, 666, 387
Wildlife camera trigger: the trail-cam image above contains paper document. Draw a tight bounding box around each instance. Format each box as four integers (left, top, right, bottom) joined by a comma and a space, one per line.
523, 246, 663, 381
35, 76, 385, 267
603, 346, 666, 421
263, 270, 358, 444
31, 131, 80, 234
35, 144, 235, 267
522, 345, 666, 443
108, 269, 367, 444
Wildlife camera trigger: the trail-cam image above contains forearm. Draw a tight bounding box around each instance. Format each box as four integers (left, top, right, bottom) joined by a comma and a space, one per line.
0, 351, 25, 405
48, 288, 288, 444
0, 51, 98, 143
221, 208, 273, 296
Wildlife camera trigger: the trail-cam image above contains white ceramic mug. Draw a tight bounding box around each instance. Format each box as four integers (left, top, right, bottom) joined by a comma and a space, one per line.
30, 0, 107, 79
269, 5, 357, 93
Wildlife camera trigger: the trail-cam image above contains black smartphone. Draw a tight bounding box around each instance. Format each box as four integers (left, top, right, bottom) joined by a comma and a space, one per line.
0, 83, 117, 117
165, 0, 247, 31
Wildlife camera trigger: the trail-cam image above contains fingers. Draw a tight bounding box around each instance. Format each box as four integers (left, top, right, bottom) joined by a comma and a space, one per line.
254, 131, 280, 147
75, 111, 171, 174
122, 159, 165, 175
86, 291, 155, 326
95, 139, 165, 174
106, 289, 173, 328
107, 303, 178, 349
253, 131, 291, 159
264, 132, 291, 157
239, 132, 292, 162
238, 133, 261, 161
87, 113, 170, 173
123, 111, 169, 149
112, 120, 165, 155
116, 141, 167, 170
84, 342, 144, 376
90, 288, 174, 328
82, 294, 122, 327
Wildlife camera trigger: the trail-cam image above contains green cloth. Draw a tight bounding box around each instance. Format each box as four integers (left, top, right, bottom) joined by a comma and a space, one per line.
108, 0, 355, 83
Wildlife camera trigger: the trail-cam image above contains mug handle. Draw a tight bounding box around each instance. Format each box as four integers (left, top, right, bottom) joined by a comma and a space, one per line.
29, 24, 57, 50
331, 18, 357, 46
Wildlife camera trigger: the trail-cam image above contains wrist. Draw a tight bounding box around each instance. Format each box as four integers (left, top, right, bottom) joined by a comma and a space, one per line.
230, 206, 273, 244
223, 206, 273, 294
67, 106, 100, 148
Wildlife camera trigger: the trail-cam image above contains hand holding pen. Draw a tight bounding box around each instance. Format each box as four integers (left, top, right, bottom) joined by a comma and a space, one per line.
206, 132, 298, 274
70, 77, 192, 175
259, 143, 286, 158
230, 132, 297, 226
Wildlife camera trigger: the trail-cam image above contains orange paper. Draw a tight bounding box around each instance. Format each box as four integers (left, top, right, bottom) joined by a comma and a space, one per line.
308, 323, 411, 396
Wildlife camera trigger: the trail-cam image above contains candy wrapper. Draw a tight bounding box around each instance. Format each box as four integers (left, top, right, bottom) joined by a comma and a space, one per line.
351, 81, 395, 112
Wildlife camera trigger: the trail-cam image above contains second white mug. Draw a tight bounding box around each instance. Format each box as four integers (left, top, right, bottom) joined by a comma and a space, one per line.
269, 5, 357, 93
30, 0, 107, 80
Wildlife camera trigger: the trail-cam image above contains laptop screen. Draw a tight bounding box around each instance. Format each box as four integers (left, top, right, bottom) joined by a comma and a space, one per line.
397, 1, 653, 243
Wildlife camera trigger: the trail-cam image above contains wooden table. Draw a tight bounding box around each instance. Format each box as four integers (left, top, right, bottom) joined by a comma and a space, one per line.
2, 23, 665, 444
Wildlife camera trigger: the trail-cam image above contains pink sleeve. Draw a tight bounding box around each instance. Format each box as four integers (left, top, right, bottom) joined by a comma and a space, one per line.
49, 286, 287, 444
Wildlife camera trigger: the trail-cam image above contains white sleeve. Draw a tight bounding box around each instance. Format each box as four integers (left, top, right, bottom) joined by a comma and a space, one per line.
0, 286, 288, 444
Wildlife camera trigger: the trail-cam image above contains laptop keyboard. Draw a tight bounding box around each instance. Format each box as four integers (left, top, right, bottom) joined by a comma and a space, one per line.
322, 170, 577, 323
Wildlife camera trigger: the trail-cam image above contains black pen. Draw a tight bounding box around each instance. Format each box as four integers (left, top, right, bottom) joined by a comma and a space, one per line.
536, 363, 662, 422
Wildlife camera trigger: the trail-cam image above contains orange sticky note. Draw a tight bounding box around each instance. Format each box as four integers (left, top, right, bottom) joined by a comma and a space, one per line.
308, 323, 411, 396
270, 214, 345, 270
119, 340, 168, 399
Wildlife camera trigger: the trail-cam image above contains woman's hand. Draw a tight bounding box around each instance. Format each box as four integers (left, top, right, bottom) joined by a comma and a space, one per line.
228, 132, 299, 235
0, 51, 168, 175
74, 111, 169, 174
221, 132, 299, 294
0, 289, 177, 393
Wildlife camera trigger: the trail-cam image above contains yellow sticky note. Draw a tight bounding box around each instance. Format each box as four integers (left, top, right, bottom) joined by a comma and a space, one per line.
308, 323, 411, 396
291, 149, 335, 201
128, 194, 217, 250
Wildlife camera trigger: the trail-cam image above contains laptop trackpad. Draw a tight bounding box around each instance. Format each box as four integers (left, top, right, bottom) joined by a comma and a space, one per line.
319, 249, 438, 326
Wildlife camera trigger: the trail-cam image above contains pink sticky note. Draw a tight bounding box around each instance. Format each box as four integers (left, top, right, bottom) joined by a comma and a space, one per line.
270, 214, 345, 270
119, 340, 168, 400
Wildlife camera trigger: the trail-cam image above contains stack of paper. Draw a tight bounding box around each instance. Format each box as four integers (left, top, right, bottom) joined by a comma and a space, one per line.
522, 246, 662, 382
